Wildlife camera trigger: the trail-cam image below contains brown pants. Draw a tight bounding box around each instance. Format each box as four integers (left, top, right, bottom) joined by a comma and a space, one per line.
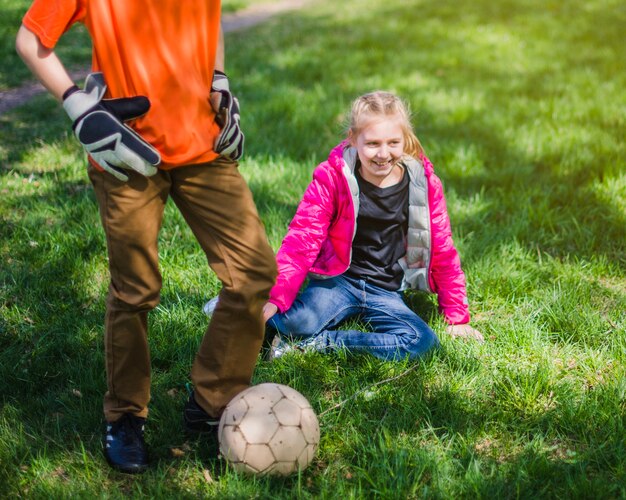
88, 157, 277, 422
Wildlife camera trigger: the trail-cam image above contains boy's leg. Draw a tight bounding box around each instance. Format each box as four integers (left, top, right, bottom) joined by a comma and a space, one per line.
169, 158, 277, 418
88, 167, 169, 422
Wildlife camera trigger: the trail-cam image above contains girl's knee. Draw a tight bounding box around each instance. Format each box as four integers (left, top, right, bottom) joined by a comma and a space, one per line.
403, 327, 439, 359
271, 309, 320, 338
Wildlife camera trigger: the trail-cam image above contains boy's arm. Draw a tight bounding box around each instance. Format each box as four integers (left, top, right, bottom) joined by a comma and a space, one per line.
15, 24, 161, 181
209, 24, 225, 109
209, 23, 244, 160
15, 24, 74, 100
215, 23, 225, 72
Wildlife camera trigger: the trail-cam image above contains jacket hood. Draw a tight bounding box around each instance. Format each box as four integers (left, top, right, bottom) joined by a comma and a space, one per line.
327, 140, 350, 170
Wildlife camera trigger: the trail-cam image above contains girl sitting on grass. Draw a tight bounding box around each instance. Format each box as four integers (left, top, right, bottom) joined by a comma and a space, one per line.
209, 91, 484, 360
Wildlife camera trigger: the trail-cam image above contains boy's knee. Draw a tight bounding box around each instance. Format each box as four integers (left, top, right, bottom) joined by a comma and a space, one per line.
108, 283, 161, 311
245, 240, 277, 296
259, 244, 278, 286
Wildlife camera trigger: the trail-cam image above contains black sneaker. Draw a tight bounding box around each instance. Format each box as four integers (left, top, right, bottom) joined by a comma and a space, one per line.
183, 391, 220, 435
104, 413, 148, 474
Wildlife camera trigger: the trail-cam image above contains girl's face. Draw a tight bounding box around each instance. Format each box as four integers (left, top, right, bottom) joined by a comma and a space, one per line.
351, 116, 405, 187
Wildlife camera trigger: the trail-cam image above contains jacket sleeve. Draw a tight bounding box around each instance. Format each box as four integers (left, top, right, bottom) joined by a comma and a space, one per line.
428, 172, 471, 325
269, 165, 337, 312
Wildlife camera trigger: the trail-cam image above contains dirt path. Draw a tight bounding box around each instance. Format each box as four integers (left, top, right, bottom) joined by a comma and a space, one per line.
0, 0, 310, 115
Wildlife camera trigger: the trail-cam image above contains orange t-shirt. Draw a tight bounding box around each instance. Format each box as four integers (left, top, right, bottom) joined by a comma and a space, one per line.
23, 0, 222, 168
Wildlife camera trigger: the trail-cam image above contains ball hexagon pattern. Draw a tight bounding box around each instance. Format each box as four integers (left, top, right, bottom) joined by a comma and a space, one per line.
218, 383, 320, 476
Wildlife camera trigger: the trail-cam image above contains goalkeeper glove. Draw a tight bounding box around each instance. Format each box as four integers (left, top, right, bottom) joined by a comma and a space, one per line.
63, 73, 161, 182
211, 70, 244, 161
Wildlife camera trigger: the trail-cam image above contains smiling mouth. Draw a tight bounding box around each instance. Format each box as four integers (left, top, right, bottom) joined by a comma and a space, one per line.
372, 159, 394, 168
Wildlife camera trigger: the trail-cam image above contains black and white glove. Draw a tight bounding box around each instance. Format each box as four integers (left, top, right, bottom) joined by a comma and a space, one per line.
62, 73, 161, 182
211, 70, 244, 161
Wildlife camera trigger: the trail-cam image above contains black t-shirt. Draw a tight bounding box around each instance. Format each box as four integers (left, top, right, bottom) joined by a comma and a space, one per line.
345, 164, 409, 290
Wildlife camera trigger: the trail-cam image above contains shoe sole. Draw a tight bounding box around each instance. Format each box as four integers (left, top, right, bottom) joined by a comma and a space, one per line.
183, 420, 220, 435
104, 453, 148, 474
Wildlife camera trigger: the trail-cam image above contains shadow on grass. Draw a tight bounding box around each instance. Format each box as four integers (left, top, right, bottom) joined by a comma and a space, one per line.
322, 348, 625, 497
0, 100, 233, 491
0, 0, 624, 495
231, 0, 625, 266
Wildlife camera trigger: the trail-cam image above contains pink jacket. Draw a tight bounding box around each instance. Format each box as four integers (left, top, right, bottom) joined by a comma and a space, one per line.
269, 142, 471, 325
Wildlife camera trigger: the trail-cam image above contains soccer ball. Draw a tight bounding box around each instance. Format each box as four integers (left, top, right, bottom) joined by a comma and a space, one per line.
218, 383, 320, 476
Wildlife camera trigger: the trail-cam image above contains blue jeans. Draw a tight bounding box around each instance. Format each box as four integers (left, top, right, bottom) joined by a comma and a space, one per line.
268, 276, 439, 361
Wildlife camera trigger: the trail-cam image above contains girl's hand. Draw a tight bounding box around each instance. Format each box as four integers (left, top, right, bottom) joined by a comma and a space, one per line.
263, 302, 278, 322
445, 324, 484, 343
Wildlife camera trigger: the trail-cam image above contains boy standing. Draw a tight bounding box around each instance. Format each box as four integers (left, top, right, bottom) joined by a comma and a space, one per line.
16, 0, 276, 473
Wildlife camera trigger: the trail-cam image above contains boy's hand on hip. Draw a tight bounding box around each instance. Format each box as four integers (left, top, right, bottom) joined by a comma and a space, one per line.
445, 324, 485, 343
210, 71, 244, 161
63, 73, 161, 182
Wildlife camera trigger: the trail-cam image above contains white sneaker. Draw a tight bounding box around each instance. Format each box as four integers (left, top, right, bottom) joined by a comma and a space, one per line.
271, 337, 295, 359
272, 336, 325, 359
203, 297, 219, 317
295, 335, 326, 353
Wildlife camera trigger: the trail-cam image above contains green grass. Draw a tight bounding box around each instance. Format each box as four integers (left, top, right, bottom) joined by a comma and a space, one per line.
1, 0, 625, 497
0, 0, 91, 90
221, 0, 271, 14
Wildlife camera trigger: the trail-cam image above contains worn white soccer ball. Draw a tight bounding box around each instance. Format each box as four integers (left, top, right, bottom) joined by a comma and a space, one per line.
218, 383, 320, 476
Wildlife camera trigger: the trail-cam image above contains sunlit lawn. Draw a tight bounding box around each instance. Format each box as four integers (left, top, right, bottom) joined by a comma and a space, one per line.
1, 0, 625, 497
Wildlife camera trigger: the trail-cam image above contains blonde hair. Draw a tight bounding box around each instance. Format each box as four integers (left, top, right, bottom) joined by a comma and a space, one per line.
347, 91, 424, 158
